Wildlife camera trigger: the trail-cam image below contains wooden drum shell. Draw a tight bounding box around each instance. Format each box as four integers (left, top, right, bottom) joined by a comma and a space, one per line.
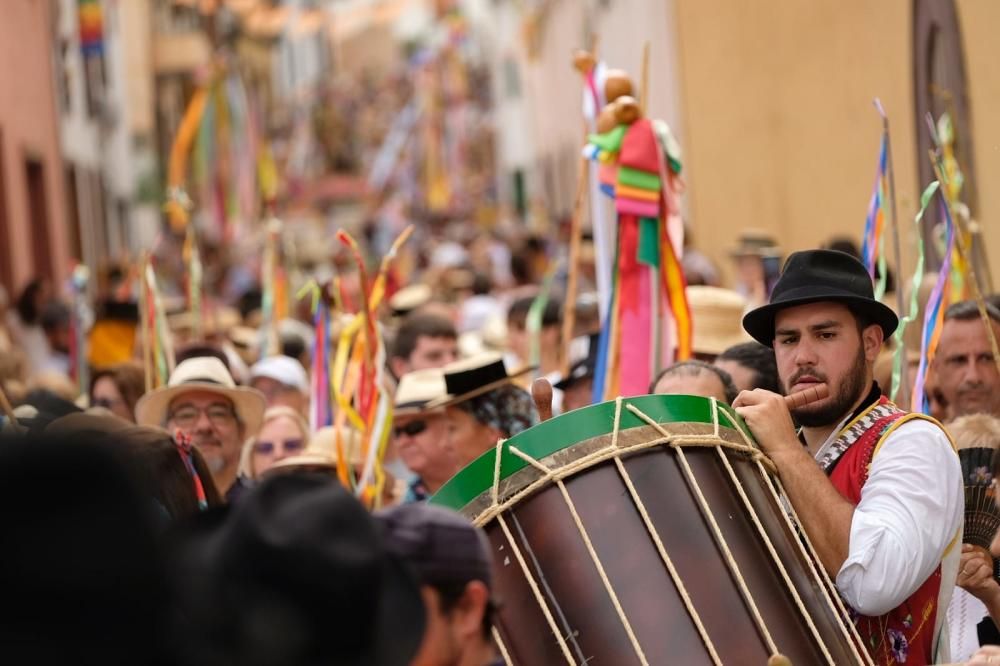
431, 395, 868, 666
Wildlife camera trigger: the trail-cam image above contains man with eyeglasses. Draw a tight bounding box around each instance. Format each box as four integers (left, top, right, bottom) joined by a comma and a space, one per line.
394, 369, 460, 502
135, 357, 266, 502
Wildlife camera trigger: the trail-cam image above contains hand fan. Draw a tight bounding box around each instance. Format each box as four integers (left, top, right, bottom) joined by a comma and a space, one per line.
959, 446, 1000, 580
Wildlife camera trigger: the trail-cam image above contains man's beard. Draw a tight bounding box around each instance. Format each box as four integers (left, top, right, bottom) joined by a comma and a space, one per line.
788, 346, 868, 428
192, 437, 226, 473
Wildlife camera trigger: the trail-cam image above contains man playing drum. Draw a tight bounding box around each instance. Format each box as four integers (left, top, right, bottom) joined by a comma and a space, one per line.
733, 249, 963, 665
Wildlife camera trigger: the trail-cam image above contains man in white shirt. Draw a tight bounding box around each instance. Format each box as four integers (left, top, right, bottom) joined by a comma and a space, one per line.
734, 249, 963, 665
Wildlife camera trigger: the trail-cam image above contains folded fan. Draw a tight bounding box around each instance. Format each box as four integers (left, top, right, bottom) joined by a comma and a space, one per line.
959, 446, 1000, 580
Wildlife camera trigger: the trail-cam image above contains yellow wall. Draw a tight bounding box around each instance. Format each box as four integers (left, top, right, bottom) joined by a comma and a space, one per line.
672, 0, 921, 284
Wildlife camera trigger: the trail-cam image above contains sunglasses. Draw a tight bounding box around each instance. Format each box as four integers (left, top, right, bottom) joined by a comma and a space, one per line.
254, 438, 305, 456
92, 397, 123, 410
394, 420, 428, 438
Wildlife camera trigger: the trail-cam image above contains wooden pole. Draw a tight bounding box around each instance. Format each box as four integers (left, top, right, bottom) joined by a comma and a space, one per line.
561, 36, 600, 377
139, 254, 154, 394
640, 41, 650, 116
560, 146, 590, 377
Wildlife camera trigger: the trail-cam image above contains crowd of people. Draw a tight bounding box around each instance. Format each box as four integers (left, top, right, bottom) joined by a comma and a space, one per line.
6, 226, 1000, 665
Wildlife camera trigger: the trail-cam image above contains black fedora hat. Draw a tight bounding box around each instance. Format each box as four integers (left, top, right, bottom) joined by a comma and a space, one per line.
742, 249, 898, 347
170, 474, 426, 666
429, 352, 534, 409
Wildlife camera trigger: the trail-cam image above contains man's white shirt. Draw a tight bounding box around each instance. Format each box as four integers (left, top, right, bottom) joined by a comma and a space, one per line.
813, 416, 963, 658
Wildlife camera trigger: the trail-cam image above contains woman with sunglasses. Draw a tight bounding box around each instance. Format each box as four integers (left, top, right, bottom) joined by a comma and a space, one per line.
239, 406, 310, 481
89, 361, 145, 422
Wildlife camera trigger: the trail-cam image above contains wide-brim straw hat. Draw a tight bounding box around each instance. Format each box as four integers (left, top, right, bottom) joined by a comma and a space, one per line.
428, 352, 534, 409
267, 426, 364, 474
394, 368, 448, 417
134, 357, 266, 434
687, 286, 752, 356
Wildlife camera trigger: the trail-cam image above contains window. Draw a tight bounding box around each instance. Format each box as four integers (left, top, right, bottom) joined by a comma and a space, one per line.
65, 165, 82, 261
25, 158, 52, 280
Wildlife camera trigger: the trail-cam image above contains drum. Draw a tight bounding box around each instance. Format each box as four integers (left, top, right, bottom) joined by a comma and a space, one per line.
431, 394, 873, 665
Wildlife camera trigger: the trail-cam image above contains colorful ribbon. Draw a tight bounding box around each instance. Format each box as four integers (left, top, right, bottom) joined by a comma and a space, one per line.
912, 189, 956, 413
861, 125, 889, 300
173, 429, 208, 511
890, 181, 939, 402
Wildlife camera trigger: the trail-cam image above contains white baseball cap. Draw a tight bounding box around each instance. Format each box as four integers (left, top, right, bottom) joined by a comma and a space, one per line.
250, 355, 310, 394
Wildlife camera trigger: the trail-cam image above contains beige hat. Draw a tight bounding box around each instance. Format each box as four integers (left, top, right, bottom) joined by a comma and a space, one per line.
389, 284, 432, 316
267, 425, 364, 473
687, 286, 752, 356
394, 368, 448, 416
134, 357, 267, 434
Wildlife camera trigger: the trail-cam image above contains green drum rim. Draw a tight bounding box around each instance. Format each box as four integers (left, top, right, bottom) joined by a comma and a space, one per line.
429, 394, 752, 512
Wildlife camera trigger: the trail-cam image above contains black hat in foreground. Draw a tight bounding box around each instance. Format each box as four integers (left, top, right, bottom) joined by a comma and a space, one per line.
172, 474, 425, 666
742, 249, 898, 347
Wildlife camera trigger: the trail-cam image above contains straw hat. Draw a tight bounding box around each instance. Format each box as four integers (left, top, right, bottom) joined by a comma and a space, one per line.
134, 357, 266, 434
389, 284, 432, 317
428, 352, 534, 409
267, 426, 364, 473
394, 369, 448, 416
687, 286, 752, 356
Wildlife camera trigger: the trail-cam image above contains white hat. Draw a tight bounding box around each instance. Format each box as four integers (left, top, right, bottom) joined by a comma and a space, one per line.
389, 284, 432, 316
250, 355, 310, 394
134, 357, 267, 434
394, 368, 448, 416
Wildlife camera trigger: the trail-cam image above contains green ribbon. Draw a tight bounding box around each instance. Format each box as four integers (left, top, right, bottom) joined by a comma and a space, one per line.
296, 280, 322, 315
874, 246, 888, 301
638, 217, 661, 267
527, 268, 558, 373
890, 181, 939, 402
588, 125, 627, 153
617, 166, 662, 192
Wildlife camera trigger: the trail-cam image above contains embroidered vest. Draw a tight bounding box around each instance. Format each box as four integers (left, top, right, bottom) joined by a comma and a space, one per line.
825, 396, 943, 665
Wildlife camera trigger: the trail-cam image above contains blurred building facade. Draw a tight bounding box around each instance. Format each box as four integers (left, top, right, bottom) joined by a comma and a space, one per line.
0, 0, 71, 294
54, 0, 161, 278
471, 0, 1000, 288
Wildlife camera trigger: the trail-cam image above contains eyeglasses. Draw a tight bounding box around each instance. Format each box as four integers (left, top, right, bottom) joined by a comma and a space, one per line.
168, 404, 238, 429
254, 438, 305, 456
394, 420, 428, 438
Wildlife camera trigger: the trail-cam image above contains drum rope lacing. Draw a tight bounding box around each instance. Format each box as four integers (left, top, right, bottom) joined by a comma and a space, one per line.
706, 403, 873, 665
622, 399, 781, 660
491, 627, 513, 665
508, 442, 652, 665
629, 397, 872, 666
480, 396, 873, 666
763, 472, 875, 665
609, 400, 724, 665
490, 437, 577, 665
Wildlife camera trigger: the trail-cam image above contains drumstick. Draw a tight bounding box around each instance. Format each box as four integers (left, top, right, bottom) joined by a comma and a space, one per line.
531, 377, 554, 422
783, 383, 829, 409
